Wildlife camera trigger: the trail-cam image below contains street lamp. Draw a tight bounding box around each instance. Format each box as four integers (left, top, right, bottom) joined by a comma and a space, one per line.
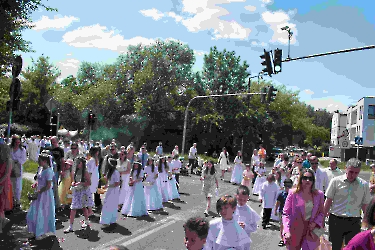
281, 26, 293, 60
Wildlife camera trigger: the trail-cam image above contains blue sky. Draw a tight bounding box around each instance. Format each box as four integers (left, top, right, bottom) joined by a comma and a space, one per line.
19, 0, 375, 113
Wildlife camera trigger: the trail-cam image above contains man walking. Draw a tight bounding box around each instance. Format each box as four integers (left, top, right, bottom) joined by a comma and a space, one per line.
324, 158, 371, 250
188, 143, 197, 174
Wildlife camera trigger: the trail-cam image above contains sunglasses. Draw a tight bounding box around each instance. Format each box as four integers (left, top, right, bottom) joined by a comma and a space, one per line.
310, 163, 318, 165
302, 176, 314, 181
296, 161, 302, 163
71, 147, 77, 150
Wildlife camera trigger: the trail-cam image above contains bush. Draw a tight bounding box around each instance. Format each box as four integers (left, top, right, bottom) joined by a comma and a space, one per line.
21, 178, 34, 211
320, 160, 371, 172
23, 160, 38, 174
308, 149, 322, 157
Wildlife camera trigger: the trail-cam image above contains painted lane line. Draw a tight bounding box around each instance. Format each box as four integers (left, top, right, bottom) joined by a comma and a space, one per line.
93, 183, 238, 249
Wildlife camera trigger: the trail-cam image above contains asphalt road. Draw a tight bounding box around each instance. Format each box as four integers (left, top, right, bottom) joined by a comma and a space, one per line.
12, 163, 373, 250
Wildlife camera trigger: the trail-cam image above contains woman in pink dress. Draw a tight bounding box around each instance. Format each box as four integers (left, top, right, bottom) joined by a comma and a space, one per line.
241, 164, 254, 188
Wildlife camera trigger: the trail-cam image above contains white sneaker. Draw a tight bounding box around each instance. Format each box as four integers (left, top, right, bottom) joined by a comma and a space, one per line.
81, 221, 88, 228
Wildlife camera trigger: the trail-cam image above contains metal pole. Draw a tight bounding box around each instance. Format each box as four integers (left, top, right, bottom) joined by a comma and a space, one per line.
49, 108, 53, 136
7, 111, 12, 140
283, 45, 375, 62
56, 113, 60, 137
181, 92, 268, 156
241, 137, 244, 154
356, 144, 359, 159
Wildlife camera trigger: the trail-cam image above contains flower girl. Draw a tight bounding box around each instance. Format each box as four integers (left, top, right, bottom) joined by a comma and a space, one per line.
143, 158, 163, 211
121, 161, 148, 217
100, 158, 120, 228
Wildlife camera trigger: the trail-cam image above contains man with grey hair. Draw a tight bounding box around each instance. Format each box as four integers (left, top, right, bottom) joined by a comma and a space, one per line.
324, 158, 371, 250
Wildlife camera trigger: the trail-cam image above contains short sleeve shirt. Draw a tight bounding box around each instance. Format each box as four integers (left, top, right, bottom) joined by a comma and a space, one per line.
325, 175, 371, 217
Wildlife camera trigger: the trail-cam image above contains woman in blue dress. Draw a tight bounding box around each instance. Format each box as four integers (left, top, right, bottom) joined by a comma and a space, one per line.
100, 158, 120, 227
121, 161, 148, 217
144, 158, 163, 211
27, 151, 56, 240
231, 151, 244, 185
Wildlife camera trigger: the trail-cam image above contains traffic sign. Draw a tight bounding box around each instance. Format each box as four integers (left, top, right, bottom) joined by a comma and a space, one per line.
355, 136, 363, 145
341, 137, 350, 149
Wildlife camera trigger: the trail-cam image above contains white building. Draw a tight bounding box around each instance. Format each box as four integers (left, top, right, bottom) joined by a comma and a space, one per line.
346, 97, 375, 147
330, 111, 347, 146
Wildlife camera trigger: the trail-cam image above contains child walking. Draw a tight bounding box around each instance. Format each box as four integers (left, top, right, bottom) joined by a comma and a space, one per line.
274, 178, 293, 247
259, 174, 279, 229
230, 151, 243, 185
252, 161, 266, 195
233, 185, 260, 244
100, 158, 120, 228
241, 164, 254, 188
64, 156, 93, 233
200, 161, 219, 217
205, 195, 251, 249
121, 161, 148, 217
144, 158, 163, 211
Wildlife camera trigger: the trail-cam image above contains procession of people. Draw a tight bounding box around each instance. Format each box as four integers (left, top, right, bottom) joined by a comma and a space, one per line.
1, 135, 375, 249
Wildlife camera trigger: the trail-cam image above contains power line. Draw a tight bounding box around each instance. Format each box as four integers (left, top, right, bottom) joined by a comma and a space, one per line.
282, 45, 375, 62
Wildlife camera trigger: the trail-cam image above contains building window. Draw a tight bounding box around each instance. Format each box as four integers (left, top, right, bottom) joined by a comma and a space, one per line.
369, 105, 375, 119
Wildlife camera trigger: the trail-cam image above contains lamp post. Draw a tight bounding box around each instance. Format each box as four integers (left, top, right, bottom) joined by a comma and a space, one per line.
281, 26, 293, 60
181, 92, 267, 156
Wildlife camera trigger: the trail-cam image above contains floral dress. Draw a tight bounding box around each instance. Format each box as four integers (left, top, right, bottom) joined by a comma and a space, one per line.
71, 169, 94, 210
202, 170, 218, 198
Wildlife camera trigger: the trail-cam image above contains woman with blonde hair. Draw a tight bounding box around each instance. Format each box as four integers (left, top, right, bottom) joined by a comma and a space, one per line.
282, 168, 325, 249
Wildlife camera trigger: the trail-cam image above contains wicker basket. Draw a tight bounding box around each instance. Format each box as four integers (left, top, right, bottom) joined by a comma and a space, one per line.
97, 188, 107, 194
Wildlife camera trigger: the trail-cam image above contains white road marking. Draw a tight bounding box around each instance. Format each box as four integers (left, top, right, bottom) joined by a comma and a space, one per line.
92, 183, 239, 250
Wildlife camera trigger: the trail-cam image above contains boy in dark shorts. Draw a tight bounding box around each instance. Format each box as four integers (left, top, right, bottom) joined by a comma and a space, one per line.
274, 178, 293, 247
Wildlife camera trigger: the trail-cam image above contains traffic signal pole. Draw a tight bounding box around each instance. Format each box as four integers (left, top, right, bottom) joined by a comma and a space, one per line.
282, 45, 375, 62
181, 92, 268, 156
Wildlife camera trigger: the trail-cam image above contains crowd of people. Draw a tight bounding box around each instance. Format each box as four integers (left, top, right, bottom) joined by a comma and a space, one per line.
1, 134, 375, 249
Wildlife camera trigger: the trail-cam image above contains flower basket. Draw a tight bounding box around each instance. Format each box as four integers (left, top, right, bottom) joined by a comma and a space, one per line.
97, 188, 107, 194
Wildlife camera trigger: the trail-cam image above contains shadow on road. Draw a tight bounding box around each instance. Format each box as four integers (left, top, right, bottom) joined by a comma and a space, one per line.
102, 223, 132, 236
75, 227, 100, 242
136, 215, 156, 222
179, 192, 190, 196
162, 201, 181, 210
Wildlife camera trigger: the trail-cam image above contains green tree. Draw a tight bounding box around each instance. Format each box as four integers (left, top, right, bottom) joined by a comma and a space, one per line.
0, 0, 57, 75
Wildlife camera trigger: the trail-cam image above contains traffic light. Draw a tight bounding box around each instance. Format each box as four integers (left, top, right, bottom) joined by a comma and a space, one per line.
267, 86, 277, 103
273, 48, 282, 74
88, 110, 96, 126
260, 49, 273, 76
260, 87, 267, 103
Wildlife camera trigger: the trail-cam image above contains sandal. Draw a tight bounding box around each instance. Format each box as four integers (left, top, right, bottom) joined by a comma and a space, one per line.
278, 240, 285, 247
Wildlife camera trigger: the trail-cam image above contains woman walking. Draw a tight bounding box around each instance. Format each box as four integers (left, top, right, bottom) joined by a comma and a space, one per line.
26, 151, 56, 240
283, 168, 325, 249
144, 158, 163, 211
200, 160, 219, 217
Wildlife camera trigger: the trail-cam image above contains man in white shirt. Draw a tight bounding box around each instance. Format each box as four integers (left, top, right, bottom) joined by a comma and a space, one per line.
189, 143, 197, 174
326, 159, 343, 184
309, 156, 329, 193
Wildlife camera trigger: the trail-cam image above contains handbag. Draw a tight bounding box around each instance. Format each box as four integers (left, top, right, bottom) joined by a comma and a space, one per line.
11, 160, 21, 178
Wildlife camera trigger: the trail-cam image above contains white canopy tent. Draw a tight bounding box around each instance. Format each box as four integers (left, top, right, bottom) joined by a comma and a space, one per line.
58, 129, 78, 137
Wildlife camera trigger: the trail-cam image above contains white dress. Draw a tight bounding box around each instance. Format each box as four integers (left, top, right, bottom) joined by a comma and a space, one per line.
117, 159, 130, 205
219, 152, 229, 171
252, 167, 267, 195
100, 170, 120, 225
87, 158, 99, 195
143, 165, 163, 211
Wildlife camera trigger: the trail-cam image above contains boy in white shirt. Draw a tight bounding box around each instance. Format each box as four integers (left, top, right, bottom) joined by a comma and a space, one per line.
259, 174, 279, 229
172, 155, 182, 190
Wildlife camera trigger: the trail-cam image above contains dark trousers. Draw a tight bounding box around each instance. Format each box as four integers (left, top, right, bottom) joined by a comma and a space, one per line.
175, 174, 180, 190
262, 208, 272, 226
189, 159, 196, 173
328, 214, 361, 250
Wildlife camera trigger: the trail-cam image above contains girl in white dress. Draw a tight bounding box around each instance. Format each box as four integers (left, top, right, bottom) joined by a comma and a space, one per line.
252, 162, 267, 195
87, 146, 100, 215
251, 149, 260, 186
100, 158, 120, 228
144, 158, 163, 211
157, 157, 172, 202
230, 151, 243, 185
117, 151, 131, 209
218, 147, 229, 180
